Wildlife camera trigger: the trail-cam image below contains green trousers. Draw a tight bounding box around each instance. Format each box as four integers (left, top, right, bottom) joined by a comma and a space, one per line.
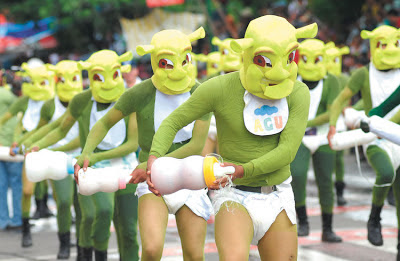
50, 176, 74, 233
335, 150, 345, 182
291, 143, 336, 214
78, 184, 139, 260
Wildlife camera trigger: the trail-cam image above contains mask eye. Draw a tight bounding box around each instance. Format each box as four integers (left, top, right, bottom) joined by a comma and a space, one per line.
335, 57, 340, 63
377, 41, 387, 49
58, 77, 65, 83
222, 49, 229, 55
41, 79, 49, 86
73, 74, 80, 82
93, 73, 105, 82
301, 55, 308, 63
396, 40, 400, 48
159, 58, 174, 69
253, 55, 272, 67
212, 63, 219, 69
182, 53, 192, 66
287, 50, 296, 65
315, 55, 323, 64
113, 69, 121, 79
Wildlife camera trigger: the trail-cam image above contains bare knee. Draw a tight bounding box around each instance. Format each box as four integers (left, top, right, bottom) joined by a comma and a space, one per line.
141, 243, 163, 261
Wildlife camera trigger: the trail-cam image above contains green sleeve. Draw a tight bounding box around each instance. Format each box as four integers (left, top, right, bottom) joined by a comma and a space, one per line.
114, 81, 152, 116
51, 136, 80, 152
347, 67, 368, 94
8, 96, 29, 116
307, 74, 339, 127
149, 77, 219, 157
241, 82, 310, 177
353, 99, 364, 111
368, 85, 400, 117
40, 99, 55, 123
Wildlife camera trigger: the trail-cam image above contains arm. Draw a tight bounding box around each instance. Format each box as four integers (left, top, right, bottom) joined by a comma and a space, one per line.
15, 117, 48, 145
30, 110, 77, 151
307, 112, 329, 128
352, 99, 364, 111
22, 113, 66, 148
82, 112, 139, 166
241, 84, 310, 177
368, 85, 400, 117
76, 107, 126, 166
51, 136, 80, 152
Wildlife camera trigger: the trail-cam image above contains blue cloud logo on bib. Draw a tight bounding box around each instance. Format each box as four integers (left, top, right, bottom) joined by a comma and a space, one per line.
243, 91, 289, 136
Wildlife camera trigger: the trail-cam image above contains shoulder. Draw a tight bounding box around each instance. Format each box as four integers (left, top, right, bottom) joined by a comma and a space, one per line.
69, 89, 92, 117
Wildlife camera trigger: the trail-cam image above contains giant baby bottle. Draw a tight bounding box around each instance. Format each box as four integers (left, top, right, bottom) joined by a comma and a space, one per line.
77, 167, 132, 196
0, 146, 24, 162
151, 155, 235, 195
330, 129, 376, 150
25, 149, 76, 182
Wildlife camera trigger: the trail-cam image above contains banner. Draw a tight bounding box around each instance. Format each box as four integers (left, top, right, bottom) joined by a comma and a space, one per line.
120, 9, 205, 57
146, 0, 185, 8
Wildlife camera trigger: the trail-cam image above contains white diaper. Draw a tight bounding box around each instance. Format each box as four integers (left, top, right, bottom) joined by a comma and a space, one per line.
136, 182, 214, 221
213, 177, 296, 244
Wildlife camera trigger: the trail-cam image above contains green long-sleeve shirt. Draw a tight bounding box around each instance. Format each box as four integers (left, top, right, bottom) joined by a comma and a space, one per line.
330, 66, 373, 126
0, 88, 18, 146
114, 79, 210, 163
149, 72, 310, 187
306, 74, 340, 128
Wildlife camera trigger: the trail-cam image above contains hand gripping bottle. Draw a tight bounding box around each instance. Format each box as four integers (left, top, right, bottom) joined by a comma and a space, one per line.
0, 146, 24, 162
77, 167, 132, 196
25, 149, 76, 182
150, 155, 235, 195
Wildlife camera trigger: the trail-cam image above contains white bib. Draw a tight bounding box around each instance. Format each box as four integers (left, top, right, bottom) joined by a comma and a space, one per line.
22, 99, 44, 132
369, 62, 400, 120
297, 76, 323, 121
49, 97, 79, 149
243, 91, 289, 136
154, 90, 194, 143
89, 99, 126, 150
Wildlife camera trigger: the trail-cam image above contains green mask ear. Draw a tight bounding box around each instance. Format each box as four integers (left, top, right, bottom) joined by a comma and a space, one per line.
77, 61, 91, 71
21, 63, 29, 71
46, 64, 56, 72
211, 36, 222, 46
360, 30, 373, 39
188, 27, 205, 42
230, 38, 254, 54
325, 42, 335, 50
196, 54, 207, 62
340, 46, 350, 55
295, 23, 318, 39
121, 64, 131, 73
118, 51, 133, 63
136, 45, 155, 56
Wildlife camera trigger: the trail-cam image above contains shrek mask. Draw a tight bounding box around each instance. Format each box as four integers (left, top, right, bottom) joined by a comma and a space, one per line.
136, 27, 205, 95
212, 37, 241, 72
78, 50, 132, 103
47, 60, 83, 102
20, 63, 55, 101
197, 52, 221, 76
231, 15, 317, 100
361, 25, 400, 70
324, 42, 350, 76
298, 39, 329, 81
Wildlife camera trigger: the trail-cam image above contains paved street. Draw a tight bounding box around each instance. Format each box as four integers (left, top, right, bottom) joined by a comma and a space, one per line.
0, 150, 398, 260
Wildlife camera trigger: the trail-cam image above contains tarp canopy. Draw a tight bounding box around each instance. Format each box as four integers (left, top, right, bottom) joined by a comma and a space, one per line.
120, 9, 205, 57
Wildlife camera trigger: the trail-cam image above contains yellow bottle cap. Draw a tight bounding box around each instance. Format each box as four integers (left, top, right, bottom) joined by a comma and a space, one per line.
203, 156, 218, 187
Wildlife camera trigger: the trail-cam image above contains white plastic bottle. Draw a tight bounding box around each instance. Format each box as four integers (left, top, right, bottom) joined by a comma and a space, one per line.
150, 155, 235, 195
77, 167, 132, 196
0, 146, 24, 162
330, 129, 376, 150
365, 116, 400, 146
344, 108, 367, 129
25, 149, 76, 182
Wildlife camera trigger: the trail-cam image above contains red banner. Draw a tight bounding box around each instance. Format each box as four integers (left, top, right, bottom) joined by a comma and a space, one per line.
146, 0, 184, 8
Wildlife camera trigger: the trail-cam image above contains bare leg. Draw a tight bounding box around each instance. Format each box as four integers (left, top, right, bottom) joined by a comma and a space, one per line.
258, 210, 298, 261
202, 137, 217, 156
175, 205, 207, 261
215, 201, 253, 261
138, 193, 169, 261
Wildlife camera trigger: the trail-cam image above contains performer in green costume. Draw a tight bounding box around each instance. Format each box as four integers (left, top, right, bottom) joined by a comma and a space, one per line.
147, 16, 316, 260
291, 39, 342, 242
325, 43, 350, 206
28, 50, 139, 261
0, 62, 55, 248
328, 25, 400, 247
75, 28, 213, 261
16, 60, 83, 259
